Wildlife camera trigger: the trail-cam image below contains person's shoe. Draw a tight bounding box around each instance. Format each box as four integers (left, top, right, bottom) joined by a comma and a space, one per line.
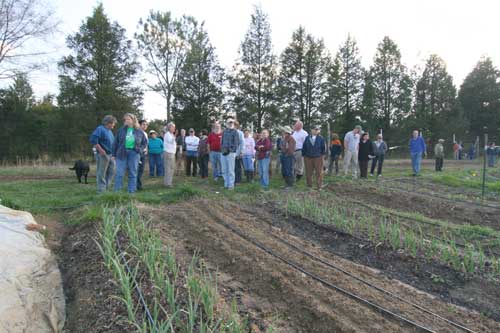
370, 173, 374, 177
296, 174, 302, 181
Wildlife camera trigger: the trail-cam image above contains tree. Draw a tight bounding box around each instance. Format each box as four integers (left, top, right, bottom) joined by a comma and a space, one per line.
367, 37, 412, 135
58, 4, 142, 155
230, 5, 277, 130
459, 57, 500, 138
335, 35, 365, 133
0, 0, 59, 79
172, 23, 225, 130
321, 57, 342, 124
278, 26, 329, 129
413, 54, 457, 141
136, 11, 197, 121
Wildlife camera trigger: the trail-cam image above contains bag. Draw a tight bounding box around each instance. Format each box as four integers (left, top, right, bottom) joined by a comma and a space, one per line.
222, 147, 230, 156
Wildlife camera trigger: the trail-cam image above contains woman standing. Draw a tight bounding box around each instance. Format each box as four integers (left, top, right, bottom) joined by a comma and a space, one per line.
148, 130, 164, 177
358, 132, 374, 179
184, 128, 200, 176
328, 133, 342, 176
112, 113, 148, 193
242, 129, 255, 182
370, 134, 388, 177
255, 129, 272, 189
198, 129, 210, 178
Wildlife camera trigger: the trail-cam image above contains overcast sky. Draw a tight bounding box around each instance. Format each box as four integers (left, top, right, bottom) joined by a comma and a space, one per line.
28, 0, 500, 120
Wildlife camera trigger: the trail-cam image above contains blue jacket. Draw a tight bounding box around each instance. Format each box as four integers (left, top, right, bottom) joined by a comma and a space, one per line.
302, 135, 326, 158
409, 136, 426, 154
112, 126, 148, 160
148, 138, 163, 154
221, 128, 240, 153
89, 125, 114, 154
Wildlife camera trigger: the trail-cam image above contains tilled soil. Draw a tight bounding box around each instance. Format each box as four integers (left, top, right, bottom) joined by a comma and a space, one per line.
329, 182, 500, 231
143, 199, 500, 333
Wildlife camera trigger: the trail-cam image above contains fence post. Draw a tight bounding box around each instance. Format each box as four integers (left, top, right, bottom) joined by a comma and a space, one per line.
482, 131, 488, 200
327, 122, 331, 158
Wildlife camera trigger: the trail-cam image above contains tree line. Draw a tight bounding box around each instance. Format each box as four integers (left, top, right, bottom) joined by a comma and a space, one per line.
1, 3, 499, 162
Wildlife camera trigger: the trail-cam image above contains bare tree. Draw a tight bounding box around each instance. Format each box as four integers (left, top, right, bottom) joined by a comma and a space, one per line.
0, 0, 58, 79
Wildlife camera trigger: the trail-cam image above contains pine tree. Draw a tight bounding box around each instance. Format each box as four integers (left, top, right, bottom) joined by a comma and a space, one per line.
172, 23, 225, 130
136, 11, 197, 121
459, 57, 500, 138
413, 54, 457, 141
368, 37, 412, 135
278, 26, 329, 129
230, 5, 277, 130
335, 35, 365, 133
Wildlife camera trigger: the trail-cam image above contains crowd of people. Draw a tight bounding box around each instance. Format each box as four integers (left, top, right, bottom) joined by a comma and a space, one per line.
89, 114, 498, 194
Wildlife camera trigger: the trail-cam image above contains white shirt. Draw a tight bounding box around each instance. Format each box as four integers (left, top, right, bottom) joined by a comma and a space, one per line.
163, 132, 176, 153
344, 131, 360, 152
185, 135, 200, 152
292, 129, 308, 150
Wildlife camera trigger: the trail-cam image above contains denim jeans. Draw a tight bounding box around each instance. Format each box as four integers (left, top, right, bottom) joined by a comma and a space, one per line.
114, 149, 140, 193
96, 153, 115, 193
210, 151, 222, 179
242, 155, 254, 172
199, 154, 209, 178
370, 155, 385, 175
221, 152, 236, 188
149, 153, 164, 176
185, 150, 198, 176
258, 157, 270, 188
411, 152, 422, 175
280, 154, 294, 178
488, 155, 496, 167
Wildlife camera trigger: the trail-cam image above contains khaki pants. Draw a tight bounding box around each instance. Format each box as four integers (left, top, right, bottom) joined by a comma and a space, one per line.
343, 150, 358, 178
163, 152, 176, 186
293, 150, 304, 176
304, 156, 324, 189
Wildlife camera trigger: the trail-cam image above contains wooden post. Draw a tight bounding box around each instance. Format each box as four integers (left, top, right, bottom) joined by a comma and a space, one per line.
327, 122, 331, 157
482, 132, 488, 200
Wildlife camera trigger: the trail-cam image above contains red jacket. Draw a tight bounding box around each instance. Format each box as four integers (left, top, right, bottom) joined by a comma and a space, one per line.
207, 132, 222, 152
255, 137, 272, 160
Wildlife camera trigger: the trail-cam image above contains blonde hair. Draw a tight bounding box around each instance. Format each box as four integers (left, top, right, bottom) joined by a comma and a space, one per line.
123, 113, 140, 129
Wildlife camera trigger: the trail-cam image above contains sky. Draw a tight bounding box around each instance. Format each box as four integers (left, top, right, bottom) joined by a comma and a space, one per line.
23, 0, 500, 120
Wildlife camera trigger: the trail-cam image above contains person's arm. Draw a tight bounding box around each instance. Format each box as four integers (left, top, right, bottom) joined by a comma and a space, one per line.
112, 128, 120, 158
344, 134, 349, 150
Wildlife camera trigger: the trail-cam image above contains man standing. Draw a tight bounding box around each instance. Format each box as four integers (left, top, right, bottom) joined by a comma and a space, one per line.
207, 122, 223, 181
137, 120, 148, 190
234, 121, 245, 185
343, 125, 362, 178
279, 126, 296, 188
89, 115, 117, 193
409, 130, 427, 176
302, 125, 326, 190
292, 120, 308, 181
163, 122, 177, 187
220, 117, 240, 190
184, 128, 200, 176
370, 134, 388, 177
434, 139, 445, 171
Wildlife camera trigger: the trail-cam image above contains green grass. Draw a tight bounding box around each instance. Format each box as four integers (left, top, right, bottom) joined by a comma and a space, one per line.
431, 167, 500, 194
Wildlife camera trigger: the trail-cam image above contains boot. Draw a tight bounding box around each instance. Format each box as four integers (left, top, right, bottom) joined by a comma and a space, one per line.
286, 176, 295, 187
296, 174, 302, 181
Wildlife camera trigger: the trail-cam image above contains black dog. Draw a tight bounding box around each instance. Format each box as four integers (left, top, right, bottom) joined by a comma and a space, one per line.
69, 160, 90, 184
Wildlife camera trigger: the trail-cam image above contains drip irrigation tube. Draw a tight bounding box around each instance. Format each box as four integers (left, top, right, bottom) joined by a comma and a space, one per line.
268, 231, 478, 333
115, 235, 158, 333
212, 217, 436, 333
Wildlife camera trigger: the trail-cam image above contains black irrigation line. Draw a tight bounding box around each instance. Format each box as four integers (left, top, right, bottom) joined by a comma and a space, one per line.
211, 216, 436, 333
267, 231, 478, 333
115, 234, 159, 333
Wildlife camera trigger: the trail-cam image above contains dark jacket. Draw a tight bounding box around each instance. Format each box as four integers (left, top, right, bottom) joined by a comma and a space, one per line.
302, 135, 326, 158
280, 135, 296, 156
112, 126, 148, 160
372, 140, 388, 156
221, 128, 240, 154
255, 137, 272, 160
358, 139, 374, 162
330, 139, 342, 157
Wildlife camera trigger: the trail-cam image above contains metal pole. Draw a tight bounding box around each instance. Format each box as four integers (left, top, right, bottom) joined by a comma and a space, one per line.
482, 131, 488, 200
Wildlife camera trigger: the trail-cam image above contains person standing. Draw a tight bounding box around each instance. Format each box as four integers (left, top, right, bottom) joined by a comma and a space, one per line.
163, 122, 177, 187
343, 125, 362, 178
221, 117, 240, 190
112, 113, 147, 193
358, 132, 374, 178
198, 129, 210, 178
184, 128, 199, 177
370, 134, 388, 177
328, 133, 342, 176
89, 115, 117, 193
279, 126, 296, 188
486, 142, 497, 167
409, 130, 427, 176
136, 120, 148, 191
302, 125, 326, 189
275, 135, 283, 173
242, 129, 255, 182
176, 129, 186, 175
434, 139, 445, 171
148, 130, 164, 177
234, 121, 245, 185
292, 120, 308, 181
256, 129, 273, 189
207, 123, 223, 181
